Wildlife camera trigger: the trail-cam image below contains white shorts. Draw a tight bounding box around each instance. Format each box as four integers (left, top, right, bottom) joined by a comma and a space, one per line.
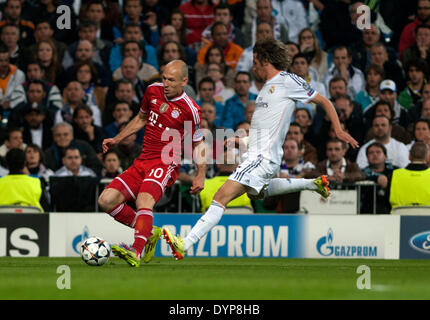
228, 155, 279, 196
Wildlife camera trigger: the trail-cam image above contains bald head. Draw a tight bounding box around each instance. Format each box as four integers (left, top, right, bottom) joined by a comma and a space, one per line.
165, 59, 188, 79
162, 60, 188, 99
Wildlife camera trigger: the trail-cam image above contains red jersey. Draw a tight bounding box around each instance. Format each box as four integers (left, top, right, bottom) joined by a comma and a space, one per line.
138, 83, 202, 164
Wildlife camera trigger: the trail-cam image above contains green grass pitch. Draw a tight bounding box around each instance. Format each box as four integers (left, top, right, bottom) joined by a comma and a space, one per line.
1, 257, 430, 300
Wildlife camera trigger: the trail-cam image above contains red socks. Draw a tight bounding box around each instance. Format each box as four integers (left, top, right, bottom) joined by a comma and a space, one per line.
131, 208, 154, 257
108, 203, 137, 227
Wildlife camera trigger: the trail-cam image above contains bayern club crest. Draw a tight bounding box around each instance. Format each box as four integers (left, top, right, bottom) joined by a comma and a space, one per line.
171, 110, 180, 118
160, 103, 169, 113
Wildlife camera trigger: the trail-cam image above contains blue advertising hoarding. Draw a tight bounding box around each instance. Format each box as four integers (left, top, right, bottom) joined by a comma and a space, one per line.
400, 216, 430, 259
153, 214, 306, 258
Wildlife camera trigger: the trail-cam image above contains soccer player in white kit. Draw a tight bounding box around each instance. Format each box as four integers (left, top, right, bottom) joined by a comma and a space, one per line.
163, 39, 359, 260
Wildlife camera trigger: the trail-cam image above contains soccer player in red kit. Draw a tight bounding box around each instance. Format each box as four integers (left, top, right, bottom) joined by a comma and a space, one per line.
98, 60, 206, 267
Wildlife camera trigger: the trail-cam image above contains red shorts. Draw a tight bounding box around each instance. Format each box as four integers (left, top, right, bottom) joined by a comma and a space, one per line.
106, 158, 180, 203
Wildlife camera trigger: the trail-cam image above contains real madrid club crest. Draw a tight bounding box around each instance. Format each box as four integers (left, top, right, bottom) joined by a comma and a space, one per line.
160, 103, 169, 113
269, 85, 275, 94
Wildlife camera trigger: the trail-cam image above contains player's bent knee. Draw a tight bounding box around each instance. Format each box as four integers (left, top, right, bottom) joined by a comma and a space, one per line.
98, 189, 124, 212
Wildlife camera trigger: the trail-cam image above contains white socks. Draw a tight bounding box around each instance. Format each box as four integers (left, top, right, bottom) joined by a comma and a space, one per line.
184, 200, 225, 252
265, 178, 317, 197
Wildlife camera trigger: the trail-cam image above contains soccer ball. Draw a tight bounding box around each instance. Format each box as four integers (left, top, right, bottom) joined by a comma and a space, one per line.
80, 237, 111, 266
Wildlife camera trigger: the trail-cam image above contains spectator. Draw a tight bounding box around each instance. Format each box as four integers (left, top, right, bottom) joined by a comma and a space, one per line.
103, 79, 141, 126
319, 0, 362, 50
44, 122, 102, 175
53, 146, 97, 177
221, 71, 257, 129
369, 42, 405, 92
398, 59, 428, 110
167, 8, 191, 47
63, 19, 113, 72
279, 138, 315, 178
264, 138, 315, 214
243, 0, 288, 48
316, 120, 358, 163
294, 107, 317, 147
55, 81, 102, 127
196, 77, 225, 123
104, 100, 135, 138
402, 24, 430, 68
312, 77, 363, 141
408, 83, 430, 123
35, 1, 77, 45
62, 40, 112, 89
19, 102, 54, 151
286, 122, 318, 166
81, 0, 114, 42
157, 40, 187, 69
351, 24, 383, 73
421, 99, 430, 120
307, 138, 365, 184
35, 39, 64, 86
141, 0, 170, 37
285, 41, 300, 64
71, 60, 107, 113
197, 22, 243, 71
334, 94, 365, 146
101, 149, 123, 178
407, 119, 430, 150
398, 0, 430, 58
364, 100, 412, 145
72, 105, 104, 156
236, 22, 274, 74
389, 141, 430, 210
114, 56, 147, 103
0, 23, 27, 70
159, 25, 197, 68
298, 27, 329, 80
25, 143, 54, 184
271, 0, 308, 43
29, 20, 67, 65
322, 45, 365, 99
10, 62, 62, 110
356, 115, 410, 169
199, 150, 252, 213
362, 142, 397, 213
0, 0, 35, 46
201, 3, 244, 48
113, 40, 159, 83
194, 44, 235, 89
8, 79, 58, 128
179, 0, 215, 47
354, 64, 384, 111
206, 62, 234, 104
0, 42, 25, 122
0, 126, 25, 160
0, 148, 46, 211
110, 121, 142, 170
365, 79, 409, 128
112, 0, 156, 47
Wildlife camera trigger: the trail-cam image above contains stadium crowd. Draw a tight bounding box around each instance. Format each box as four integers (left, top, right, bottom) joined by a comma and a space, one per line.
0, 0, 429, 213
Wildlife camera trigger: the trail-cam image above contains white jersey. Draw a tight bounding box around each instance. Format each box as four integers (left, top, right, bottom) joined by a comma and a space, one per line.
247, 71, 317, 165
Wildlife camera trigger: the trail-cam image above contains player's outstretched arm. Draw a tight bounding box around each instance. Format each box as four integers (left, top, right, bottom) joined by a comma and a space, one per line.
311, 93, 360, 149
102, 112, 148, 153
190, 140, 206, 194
